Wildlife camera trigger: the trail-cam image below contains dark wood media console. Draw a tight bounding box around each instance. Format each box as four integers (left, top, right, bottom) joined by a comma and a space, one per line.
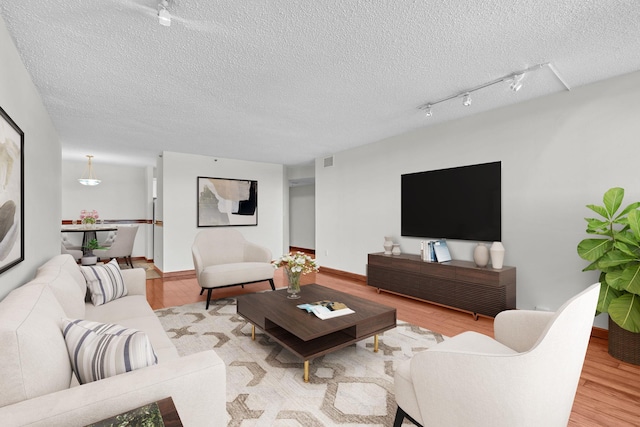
367, 252, 516, 319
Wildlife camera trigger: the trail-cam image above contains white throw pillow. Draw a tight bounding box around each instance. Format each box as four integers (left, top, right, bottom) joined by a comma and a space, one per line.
81, 258, 127, 306
61, 318, 158, 384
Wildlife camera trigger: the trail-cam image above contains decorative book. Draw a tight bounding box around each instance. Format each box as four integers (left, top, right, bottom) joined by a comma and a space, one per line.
433, 239, 452, 262
297, 300, 355, 320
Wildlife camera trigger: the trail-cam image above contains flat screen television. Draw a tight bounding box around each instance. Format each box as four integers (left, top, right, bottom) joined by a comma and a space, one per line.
401, 161, 501, 242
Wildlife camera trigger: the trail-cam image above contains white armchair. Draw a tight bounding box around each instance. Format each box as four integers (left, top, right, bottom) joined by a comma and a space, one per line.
393, 283, 600, 427
192, 229, 275, 309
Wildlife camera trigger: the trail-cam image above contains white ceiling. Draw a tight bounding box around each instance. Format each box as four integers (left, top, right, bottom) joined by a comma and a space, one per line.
1, 1, 639, 167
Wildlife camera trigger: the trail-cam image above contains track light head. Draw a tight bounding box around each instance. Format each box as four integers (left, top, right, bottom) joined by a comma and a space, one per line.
509, 73, 525, 92
158, 1, 171, 26
462, 93, 472, 107
424, 104, 432, 117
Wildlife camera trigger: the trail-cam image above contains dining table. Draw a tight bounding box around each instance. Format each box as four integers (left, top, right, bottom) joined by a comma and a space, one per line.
61, 225, 118, 255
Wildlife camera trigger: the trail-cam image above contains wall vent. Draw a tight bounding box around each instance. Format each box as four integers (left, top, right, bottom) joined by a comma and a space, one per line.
323, 156, 334, 168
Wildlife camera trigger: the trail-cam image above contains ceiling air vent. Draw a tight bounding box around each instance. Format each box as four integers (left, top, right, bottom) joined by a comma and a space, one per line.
323, 156, 334, 168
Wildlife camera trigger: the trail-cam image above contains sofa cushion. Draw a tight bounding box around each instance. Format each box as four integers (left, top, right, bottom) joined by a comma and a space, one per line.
84, 295, 179, 362
28, 267, 85, 318
61, 319, 158, 384
81, 259, 128, 306
38, 254, 86, 295
0, 284, 73, 408
200, 262, 274, 288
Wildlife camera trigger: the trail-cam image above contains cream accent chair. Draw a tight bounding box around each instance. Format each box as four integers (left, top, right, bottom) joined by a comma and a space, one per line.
192, 229, 275, 309
393, 283, 600, 427
93, 225, 139, 268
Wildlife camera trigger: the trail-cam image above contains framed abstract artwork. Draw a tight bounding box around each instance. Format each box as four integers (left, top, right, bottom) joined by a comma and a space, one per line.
197, 176, 258, 227
0, 106, 24, 275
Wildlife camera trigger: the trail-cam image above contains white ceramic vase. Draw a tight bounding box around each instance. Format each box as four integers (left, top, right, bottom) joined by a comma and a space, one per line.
392, 244, 401, 256
383, 236, 393, 255
490, 242, 505, 269
473, 243, 489, 267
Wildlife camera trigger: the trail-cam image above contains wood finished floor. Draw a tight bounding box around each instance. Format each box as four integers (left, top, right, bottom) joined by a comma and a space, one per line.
147, 268, 640, 426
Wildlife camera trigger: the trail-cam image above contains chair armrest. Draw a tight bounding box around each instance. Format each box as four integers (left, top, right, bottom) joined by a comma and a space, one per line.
494, 309, 555, 352
0, 350, 226, 427
408, 333, 561, 426
120, 267, 147, 296
244, 241, 272, 262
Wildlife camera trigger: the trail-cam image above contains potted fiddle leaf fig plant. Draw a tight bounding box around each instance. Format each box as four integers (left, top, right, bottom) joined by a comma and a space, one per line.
81, 238, 103, 266
577, 187, 640, 364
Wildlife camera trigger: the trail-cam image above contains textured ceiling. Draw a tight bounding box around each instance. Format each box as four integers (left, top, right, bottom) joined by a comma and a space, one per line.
1, 1, 639, 167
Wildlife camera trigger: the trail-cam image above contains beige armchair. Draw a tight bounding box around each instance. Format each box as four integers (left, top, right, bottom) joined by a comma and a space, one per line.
393, 283, 600, 427
192, 229, 275, 309
93, 225, 139, 267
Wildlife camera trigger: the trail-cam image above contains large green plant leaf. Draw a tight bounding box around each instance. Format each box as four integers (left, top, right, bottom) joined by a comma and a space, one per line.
613, 230, 639, 247
581, 260, 601, 272
586, 204, 609, 219
585, 218, 611, 235
628, 209, 640, 240
613, 241, 640, 258
577, 239, 613, 262
597, 280, 621, 313
617, 263, 640, 295
608, 293, 640, 333
603, 187, 624, 218
597, 249, 636, 269
606, 270, 630, 294
616, 202, 640, 219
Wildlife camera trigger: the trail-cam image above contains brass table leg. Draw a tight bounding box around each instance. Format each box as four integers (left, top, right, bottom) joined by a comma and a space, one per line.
304, 360, 309, 383
251, 325, 255, 341
374, 335, 379, 352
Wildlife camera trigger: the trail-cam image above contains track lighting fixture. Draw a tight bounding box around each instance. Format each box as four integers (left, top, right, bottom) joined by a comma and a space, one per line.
418, 62, 570, 118
158, 0, 171, 26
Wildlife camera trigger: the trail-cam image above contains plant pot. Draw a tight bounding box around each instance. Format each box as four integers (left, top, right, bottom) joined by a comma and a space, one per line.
81, 256, 97, 266
608, 316, 640, 365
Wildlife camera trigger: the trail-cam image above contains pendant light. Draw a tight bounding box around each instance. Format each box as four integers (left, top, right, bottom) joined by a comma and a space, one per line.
78, 155, 101, 186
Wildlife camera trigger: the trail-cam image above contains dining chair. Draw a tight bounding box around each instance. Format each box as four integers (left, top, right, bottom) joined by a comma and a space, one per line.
93, 225, 139, 268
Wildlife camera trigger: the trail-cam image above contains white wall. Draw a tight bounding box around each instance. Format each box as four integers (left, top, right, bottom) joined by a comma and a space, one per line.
156, 151, 285, 273
61, 159, 153, 259
290, 184, 315, 250
0, 16, 61, 299
316, 71, 640, 327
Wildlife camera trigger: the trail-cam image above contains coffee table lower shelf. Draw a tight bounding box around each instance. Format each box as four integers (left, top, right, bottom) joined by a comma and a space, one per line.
250, 323, 387, 382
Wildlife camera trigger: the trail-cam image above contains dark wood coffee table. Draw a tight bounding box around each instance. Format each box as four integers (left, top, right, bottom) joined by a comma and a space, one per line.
236, 283, 397, 382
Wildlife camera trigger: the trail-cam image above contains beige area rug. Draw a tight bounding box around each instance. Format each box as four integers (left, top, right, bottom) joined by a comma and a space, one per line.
155, 299, 445, 426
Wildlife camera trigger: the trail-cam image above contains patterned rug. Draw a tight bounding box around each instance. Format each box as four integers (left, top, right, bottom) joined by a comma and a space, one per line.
155, 299, 445, 426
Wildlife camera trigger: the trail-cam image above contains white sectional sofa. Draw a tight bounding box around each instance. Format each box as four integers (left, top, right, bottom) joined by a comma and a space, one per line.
0, 254, 226, 426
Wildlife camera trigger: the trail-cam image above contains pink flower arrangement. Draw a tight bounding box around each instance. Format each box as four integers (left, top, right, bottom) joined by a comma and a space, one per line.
80, 209, 99, 224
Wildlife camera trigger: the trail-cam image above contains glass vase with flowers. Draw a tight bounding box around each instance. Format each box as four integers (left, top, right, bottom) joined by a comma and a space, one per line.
272, 251, 319, 299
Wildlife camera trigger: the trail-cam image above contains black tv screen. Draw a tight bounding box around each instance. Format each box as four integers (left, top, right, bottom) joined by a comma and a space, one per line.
401, 161, 501, 241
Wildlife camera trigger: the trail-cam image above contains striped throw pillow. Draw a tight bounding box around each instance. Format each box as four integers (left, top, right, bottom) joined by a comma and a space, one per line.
81, 259, 127, 306
61, 319, 158, 384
